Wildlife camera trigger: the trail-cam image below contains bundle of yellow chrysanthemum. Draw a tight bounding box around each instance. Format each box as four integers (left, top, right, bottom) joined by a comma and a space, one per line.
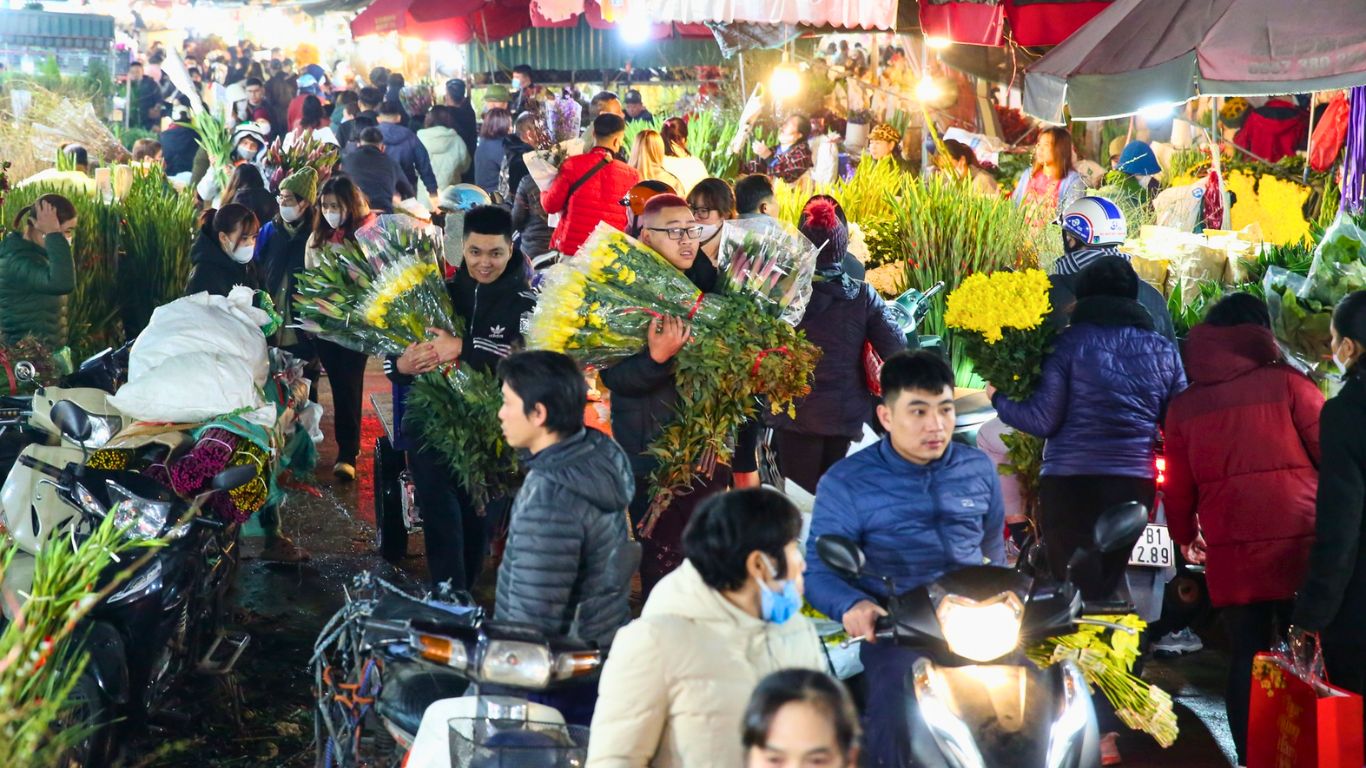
295, 222, 461, 355
530, 223, 820, 523
944, 269, 1054, 400
1027, 614, 1179, 748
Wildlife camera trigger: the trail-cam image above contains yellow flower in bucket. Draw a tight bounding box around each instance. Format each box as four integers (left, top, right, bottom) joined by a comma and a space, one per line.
944, 269, 1055, 401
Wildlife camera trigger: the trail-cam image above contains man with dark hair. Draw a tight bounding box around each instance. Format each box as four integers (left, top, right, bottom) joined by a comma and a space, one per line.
543, 112, 640, 258
126, 60, 163, 130
385, 205, 536, 590
509, 64, 540, 114
598, 194, 737, 596
444, 78, 479, 182
377, 101, 439, 209
337, 86, 383, 147
623, 89, 653, 124
807, 350, 1006, 768
494, 349, 636, 650
580, 91, 624, 151
745, 114, 814, 183
339, 127, 412, 214
734, 174, 778, 219
233, 76, 271, 126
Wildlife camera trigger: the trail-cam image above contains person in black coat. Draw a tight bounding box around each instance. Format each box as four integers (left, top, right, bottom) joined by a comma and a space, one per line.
1293, 290, 1366, 725
159, 102, 199, 176
598, 194, 729, 597
501, 112, 539, 205
494, 351, 636, 650
341, 127, 413, 214
445, 79, 479, 184
766, 197, 905, 494
384, 206, 536, 591
185, 205, 260, 297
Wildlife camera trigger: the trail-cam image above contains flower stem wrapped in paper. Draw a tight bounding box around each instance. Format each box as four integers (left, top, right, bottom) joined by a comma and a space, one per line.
293, 218, 456, 355
944, 269, 1055, 401
529, 223, 821, 526
716, 217, 819, 325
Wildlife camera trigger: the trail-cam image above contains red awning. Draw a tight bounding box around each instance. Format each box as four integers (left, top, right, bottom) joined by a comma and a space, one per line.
919, 0, 1115, 47
351, 0, 532, 42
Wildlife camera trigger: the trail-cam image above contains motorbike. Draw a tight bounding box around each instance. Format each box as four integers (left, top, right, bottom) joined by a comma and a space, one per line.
0, 399, 257, 767
814, 500, 1151, 768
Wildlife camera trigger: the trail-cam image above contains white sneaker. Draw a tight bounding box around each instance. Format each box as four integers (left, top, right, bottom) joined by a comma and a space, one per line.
1153, 628, 1203, 655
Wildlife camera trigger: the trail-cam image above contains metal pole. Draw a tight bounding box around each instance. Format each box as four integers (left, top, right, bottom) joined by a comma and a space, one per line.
1304, 91, 1318, 185
738, 52, 746, 101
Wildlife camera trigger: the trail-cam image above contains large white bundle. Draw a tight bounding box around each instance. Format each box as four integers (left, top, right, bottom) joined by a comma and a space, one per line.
109, 287, 270, 423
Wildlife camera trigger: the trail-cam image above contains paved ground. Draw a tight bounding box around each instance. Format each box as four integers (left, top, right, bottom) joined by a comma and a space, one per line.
128, 361, 1239, 767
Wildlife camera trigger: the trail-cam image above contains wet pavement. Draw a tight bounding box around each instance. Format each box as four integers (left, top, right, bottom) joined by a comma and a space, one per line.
128, 361, 1239, 767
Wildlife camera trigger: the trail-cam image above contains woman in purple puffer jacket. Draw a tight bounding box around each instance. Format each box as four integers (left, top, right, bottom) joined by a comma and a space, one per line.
991, 256, 1185, 600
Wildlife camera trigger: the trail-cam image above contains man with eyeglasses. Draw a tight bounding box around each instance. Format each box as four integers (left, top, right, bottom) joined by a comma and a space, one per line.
599, 194, 733, 597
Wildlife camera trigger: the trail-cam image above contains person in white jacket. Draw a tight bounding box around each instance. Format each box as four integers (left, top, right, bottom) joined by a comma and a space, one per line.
587, 488, 828, 768
417, 106, 472, 200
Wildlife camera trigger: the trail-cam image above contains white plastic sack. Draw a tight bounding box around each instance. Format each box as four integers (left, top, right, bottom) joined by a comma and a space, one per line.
1153, 184, 1205, 233
129, 286, 270, 387
109, 352, 265, 423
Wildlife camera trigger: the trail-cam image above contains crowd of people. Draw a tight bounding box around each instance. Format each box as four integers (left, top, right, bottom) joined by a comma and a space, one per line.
12, 43, 1366, 766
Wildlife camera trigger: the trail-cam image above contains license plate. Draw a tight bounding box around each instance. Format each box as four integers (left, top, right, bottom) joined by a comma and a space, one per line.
1129, 524, 1173, 568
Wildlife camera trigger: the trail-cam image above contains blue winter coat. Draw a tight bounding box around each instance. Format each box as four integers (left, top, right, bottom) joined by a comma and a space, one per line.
806, 439, 1007, 621
377, 122, 438, 195
992, 296, 1187, 479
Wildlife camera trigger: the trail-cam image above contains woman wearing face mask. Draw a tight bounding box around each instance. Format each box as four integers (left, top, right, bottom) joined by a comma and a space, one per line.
745, 115, 814, 184
0, 196, 78, 348
308, 176, 378, 481
587, 488, 827, 768
185, 203, 260, 297
1292, 290, 1366, 723
742, 670, 861, 768
257, 167, 318, 355
766, 197, 905, 495
686, 177, 735, 267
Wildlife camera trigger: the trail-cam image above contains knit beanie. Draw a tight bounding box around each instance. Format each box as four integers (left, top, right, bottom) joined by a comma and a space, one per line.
280, 166, 318, 203
1075, 254, 1139, 300
799, 197, 849, 269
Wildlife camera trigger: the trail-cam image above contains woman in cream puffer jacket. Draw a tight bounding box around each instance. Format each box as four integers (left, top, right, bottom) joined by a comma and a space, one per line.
586, 489, 828, 768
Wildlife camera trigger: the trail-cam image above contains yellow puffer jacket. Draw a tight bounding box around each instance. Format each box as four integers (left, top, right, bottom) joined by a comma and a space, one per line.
586, 560, 828, 768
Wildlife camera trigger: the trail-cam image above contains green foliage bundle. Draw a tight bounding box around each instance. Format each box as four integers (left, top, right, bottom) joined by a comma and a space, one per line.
119, 171, 198, 336
405, 366, 520, 511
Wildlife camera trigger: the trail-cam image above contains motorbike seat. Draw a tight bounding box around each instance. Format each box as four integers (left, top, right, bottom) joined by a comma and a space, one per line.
377, 658, 471, 738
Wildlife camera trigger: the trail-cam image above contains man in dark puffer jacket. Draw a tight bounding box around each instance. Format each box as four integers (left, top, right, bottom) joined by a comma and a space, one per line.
495, 350, 637, 647
0, 196, 77, 348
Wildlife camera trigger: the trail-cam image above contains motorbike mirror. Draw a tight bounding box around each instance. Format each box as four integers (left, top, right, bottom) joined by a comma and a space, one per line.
815, 535, 866, 580
50, 400, 92, 443
1093, 501, 1149, 553
211, 465, 258, 493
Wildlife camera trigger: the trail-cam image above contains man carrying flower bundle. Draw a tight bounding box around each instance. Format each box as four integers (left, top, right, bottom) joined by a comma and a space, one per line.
806, 351, 1006, 768
384, 205, 536, 591
542, 113, 640, 259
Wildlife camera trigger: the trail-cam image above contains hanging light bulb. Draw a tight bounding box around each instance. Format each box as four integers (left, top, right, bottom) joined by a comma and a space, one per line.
924, 36, 952, 50
619, 7, 654, 46
915, 76, 943, 104
769, 54, 802, 103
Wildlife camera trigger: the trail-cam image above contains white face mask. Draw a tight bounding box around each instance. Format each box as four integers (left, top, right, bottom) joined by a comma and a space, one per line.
228, 242, 254, 264
696, 223, 720, 243
280, 205, 302, 223
237, 144, 257, 161
324, 211, 343, 229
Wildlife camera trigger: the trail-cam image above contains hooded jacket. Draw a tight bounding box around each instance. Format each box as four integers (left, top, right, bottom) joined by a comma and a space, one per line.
255, 214, 315, 347
1294, 375, 1366, 639
0, 231, 74, 347
543, 147, 641, 257
511, 174, 553, 259
993, 296, 1186, 478
1163, 323, 1322, 607
767, 272, 905, 438
586, 560, 826, 768
185, 221, 258, 297
377, 122, 439, 194
806, 439, 1007, 622
416, 125, 470, 197
495, 428, 638, 646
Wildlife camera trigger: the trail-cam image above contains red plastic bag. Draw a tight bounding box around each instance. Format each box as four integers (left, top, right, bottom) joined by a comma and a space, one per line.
1248, 650, 1364, 768
863, 340, 883, 397
1311, 94, 1351, 173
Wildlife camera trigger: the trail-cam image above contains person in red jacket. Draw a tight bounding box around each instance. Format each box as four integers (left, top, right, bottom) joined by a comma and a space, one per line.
1233, 97, 1309, 164
542, 113, 640, 258
1162, 293, 1323, 766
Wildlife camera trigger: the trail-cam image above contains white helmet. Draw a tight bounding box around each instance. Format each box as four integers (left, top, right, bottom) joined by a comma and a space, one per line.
1058, 196, 1127, 247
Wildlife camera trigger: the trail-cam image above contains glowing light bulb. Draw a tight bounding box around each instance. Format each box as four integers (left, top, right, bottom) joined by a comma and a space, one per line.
915, 76, 942, 103
925, 36, 952, 50
769, 65, 802, 102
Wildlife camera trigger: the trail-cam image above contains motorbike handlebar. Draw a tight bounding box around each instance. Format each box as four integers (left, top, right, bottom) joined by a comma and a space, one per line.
17, 453, 64, 480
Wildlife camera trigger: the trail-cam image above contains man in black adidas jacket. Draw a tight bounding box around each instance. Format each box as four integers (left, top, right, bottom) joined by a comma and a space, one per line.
384, 205, 536, 590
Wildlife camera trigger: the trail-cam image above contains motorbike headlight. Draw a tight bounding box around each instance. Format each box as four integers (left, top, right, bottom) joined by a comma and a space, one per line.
551, 650, 601, 681
1046, 660, 1092, 768
108, 559, 162, 605
85, 414, 122, 448
912, 659, 986, 768
107, 481, 181, 540
479, 640, 552, 689
935, 591, 1024, 663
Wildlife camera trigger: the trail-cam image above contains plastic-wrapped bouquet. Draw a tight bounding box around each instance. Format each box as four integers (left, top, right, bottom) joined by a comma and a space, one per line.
524, 99, 585, 193
294, 222, 457, 355
265, 133, 340, 192
399, 84, 434, 120
529, 223, 821, 526
716, 218, 819, 325
545, 95, 584, 145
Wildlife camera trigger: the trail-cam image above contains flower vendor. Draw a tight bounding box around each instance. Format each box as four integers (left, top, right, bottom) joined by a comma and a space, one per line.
0, 195, 77, 348
384, 205, 536, 592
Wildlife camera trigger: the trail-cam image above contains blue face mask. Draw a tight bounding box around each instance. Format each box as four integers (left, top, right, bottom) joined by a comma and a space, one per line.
758, 557, 802, 624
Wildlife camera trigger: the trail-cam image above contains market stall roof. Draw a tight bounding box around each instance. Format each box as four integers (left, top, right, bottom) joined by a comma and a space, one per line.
531, 0, 897, 31
467, 18, 724, 73
1024, 0, 1366, 122
919, 0, 1113, 47
349, 0, 530, 42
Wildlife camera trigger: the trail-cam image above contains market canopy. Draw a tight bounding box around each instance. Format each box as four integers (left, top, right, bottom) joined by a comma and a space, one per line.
919, 0, 1114, 47
531, 0, 897, 30
1023, 0, 1366, 122
349, 0, 530, 42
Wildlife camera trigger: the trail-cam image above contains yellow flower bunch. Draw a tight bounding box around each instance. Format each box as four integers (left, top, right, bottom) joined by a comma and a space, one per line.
363, 261, 439, 329
944, 269, 1053, 344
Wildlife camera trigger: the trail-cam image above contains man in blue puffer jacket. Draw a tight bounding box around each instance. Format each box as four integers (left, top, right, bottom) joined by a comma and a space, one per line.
807, 351, 1006, 768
